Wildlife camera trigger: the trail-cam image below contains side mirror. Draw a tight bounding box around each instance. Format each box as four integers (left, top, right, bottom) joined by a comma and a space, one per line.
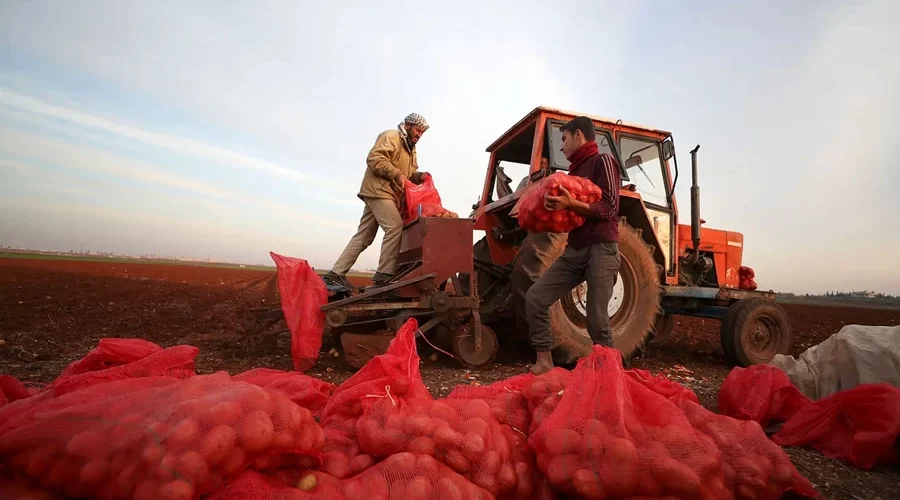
662, 139, 675, 160
625, 155, 643, 169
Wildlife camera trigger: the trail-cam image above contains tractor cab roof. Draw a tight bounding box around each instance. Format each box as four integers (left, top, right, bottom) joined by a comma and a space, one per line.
485, 106, 672, 153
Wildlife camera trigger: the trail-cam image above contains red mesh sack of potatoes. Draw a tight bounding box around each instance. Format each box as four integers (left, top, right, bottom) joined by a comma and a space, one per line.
516, 172, 602, 234
626, 368, 700, 406
318, 318, 432, 479
0, 372, 324, 500
522, 367, 572, 434
402, 174, 456, 225
447, 375, 556, 499
269, 252, 328, 372
679, 400, 818, 499
279, 453, 496, 500
718, 365, 812, 428
233, 368, 335, 418
446, 372, 534, 433
356, 395, 518, 497
46, 344, 199, 397
529, 346, 727, 499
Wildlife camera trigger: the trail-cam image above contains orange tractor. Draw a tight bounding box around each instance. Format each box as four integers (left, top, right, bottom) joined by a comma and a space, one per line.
261, 106, 792, 370
467, 106, 792, 367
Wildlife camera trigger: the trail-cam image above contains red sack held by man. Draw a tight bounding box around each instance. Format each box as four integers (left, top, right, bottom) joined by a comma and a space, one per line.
402, 173, 456, 225
516, 172, 602, 234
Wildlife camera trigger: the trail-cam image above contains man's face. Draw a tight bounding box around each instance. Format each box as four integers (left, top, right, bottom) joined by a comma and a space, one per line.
406, 124, 425, 144
560, 129, 584, 160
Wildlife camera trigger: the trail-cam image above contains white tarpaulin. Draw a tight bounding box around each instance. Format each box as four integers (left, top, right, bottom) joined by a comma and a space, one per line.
769, 324, 900, 400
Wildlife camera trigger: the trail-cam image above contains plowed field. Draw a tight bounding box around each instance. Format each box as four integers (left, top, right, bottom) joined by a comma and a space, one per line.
1, 257, 898, 499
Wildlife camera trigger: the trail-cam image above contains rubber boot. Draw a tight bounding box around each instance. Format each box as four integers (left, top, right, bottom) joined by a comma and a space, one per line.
531, 350, 554, 375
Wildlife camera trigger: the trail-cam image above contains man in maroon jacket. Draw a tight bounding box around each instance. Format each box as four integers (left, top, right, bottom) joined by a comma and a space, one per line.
525, 116, 622, 375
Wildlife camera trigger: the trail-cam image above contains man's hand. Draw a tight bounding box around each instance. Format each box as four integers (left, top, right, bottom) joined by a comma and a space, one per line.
392, 171, 406, 190
544, 186, 576, 211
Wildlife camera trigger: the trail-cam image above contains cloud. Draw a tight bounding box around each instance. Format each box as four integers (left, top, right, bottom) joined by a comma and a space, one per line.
0, 86, 343, 189
0, 130, 356, 231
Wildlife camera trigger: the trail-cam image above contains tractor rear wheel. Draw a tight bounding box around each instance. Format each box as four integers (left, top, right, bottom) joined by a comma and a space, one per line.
511, 219, 663, 364
720, 298, 793, 366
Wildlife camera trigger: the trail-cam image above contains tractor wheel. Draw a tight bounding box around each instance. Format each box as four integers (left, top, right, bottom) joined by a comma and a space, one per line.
511, 219, 663, 365
452, 324, 499, 368
720, 298, 793, 366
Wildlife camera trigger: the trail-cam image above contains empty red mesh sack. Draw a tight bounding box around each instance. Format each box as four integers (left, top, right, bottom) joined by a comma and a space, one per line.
772, 383, 900, 469
318, 318, 432, 479
521, 368, 572, 434
234, 368, 335, 418
718, 365, 812, 428
402, 173, 454, 225
529, 346, 726, 499
46, 344, 199, 397
516, 172, 602, 234
55, 338, 164, 380
0, 374, 39, 408
0, 372, 324, 500
269, 252, 328, 372
680, 400, 818, 499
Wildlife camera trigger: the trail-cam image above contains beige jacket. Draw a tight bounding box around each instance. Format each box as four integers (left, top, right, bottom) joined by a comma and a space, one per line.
358, 128, 419, 201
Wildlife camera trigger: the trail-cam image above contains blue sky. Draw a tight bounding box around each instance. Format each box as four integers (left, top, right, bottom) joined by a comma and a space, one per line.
1, 1, 898, 294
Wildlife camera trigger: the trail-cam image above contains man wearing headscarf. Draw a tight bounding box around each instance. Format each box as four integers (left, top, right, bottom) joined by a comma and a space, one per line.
326, 113, 430, 288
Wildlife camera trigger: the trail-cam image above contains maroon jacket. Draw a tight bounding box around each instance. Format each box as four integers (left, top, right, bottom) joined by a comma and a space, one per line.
567, 153, 621, 248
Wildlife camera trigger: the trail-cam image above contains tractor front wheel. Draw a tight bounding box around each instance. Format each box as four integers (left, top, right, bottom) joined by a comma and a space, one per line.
720, 298, 793, 366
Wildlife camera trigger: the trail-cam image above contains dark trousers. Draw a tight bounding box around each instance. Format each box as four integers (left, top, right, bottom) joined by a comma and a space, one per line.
525, 242, 621, 352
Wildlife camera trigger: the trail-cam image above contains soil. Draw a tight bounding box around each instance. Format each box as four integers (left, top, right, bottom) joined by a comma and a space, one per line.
1, 257, 898, 499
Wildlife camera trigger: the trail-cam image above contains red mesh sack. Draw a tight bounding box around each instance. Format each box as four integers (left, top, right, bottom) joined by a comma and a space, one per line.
772, 383, 900, 469
355, 395, 518, 496
270, 453, 496, 500
0, 374, 38, 408
522, 368, 572, 434
0, 471, 60, 500
318, 318, 432, 479
516, 172, 602, 234
718, 365, 812, 428
46, 344, 199, 397
446, 373, 534, 433
529, 346, 727, 499
269, 252, 328, 372
55, 338, 164, 380
447, 375, 556, 499
739, 266, 758, 290
233, 368, 335, 418
402, 173, 454, 225
626, 368, 700, 406
0, 372, 324, 500
680, 400, 817, 498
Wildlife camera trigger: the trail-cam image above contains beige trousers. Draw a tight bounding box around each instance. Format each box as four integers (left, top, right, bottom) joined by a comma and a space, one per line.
332, 197, 403, 276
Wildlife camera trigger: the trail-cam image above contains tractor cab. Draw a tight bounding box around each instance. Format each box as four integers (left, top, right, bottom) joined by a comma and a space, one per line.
472, 106, 678, 282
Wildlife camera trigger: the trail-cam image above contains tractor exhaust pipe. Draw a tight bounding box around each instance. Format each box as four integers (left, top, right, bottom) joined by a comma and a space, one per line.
690, 144, 701, 258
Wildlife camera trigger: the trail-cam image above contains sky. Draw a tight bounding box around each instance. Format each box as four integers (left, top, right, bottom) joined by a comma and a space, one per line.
1, 0, 898, 295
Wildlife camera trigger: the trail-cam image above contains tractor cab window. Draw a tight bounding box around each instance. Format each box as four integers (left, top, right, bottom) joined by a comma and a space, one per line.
619, 136, 669, 207
495, 160, 530, 199
548, 123, 615, 172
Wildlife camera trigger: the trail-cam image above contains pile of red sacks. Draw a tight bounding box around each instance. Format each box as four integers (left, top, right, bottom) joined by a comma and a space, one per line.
3, 320, 852, 499
516, 172, 603, 234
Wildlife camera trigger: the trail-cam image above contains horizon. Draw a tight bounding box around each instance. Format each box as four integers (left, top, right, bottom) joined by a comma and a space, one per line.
1, 1, 899, 295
